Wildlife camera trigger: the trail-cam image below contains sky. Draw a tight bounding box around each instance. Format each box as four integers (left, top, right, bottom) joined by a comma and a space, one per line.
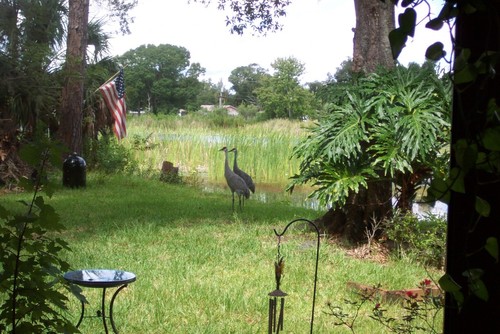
101, 0, 452, 88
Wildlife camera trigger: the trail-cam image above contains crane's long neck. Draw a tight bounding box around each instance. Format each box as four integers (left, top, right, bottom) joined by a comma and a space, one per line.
224, 150, 231, 176
232, 150, 238, 169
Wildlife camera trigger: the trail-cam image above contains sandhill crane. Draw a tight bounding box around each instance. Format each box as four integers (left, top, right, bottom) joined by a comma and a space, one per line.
219, 146, 250, 211
229, 147, 255, 193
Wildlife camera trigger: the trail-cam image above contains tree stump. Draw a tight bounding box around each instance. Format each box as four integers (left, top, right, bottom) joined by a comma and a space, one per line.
160, 161, 180, 183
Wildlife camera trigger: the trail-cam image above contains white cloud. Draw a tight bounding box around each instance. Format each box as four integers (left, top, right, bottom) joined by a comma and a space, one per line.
104, 0, 452, 87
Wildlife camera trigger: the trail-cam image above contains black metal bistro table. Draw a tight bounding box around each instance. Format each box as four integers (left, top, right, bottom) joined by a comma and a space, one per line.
64, 269, 136, 334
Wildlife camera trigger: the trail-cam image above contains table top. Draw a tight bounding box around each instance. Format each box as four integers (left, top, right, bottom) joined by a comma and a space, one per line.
64, 269, 136, 288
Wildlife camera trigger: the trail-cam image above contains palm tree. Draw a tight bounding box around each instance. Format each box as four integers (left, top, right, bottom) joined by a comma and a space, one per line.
0, 0, 66, 136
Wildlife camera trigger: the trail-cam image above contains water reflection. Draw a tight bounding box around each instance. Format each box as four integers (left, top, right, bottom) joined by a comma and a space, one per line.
205, 181, 449, 217
202, 182, 325, 211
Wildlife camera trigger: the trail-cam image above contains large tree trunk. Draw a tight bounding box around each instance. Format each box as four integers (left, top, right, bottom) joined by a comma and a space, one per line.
444, 2, 500, 332
352, 0, 396, 73
58, 0, 89, 155
317, 0, 395, 242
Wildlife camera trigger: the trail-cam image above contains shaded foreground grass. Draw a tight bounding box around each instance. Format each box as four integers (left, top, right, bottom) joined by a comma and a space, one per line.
2, 173, 442, 333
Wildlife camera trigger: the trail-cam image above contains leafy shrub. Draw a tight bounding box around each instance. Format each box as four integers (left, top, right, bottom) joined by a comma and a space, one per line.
237, 103, 260, 120
385, 211, 447, 268
0, 145, 81, 333
203, 108, 245, 128
85, 135, 137, 174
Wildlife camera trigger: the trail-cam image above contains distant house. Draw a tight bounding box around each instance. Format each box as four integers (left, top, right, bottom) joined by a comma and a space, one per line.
200, 105, 215, 112
129, 108, 149, 115
200, 104, 239, 116
224, 105, 239, 116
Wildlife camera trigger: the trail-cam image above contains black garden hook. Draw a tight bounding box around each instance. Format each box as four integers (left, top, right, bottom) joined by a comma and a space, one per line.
270, 218, 321, 334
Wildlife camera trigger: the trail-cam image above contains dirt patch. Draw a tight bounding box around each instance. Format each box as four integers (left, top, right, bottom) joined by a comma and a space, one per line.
343, 242, 392, 263
347, 281, 442, 303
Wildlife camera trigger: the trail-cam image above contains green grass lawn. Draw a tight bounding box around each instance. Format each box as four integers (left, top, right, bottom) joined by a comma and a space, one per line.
2, 172, 443, 333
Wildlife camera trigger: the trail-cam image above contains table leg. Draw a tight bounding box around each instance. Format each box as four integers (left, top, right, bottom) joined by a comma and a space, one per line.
101, 287, 109, 334
76, 299, 85, 328
109, 284, 128, 333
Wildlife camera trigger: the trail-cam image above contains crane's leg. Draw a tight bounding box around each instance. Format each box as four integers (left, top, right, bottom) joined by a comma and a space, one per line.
232, 192, 235, 211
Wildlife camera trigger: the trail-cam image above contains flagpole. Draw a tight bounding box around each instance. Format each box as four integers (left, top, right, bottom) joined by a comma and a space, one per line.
94, 67, 124, 94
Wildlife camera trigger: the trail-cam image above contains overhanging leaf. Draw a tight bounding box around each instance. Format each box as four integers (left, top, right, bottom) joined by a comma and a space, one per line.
475, 196, 491, 217
401, 0, 415, 7
470, 278, 489, 301
439, 273, 464, 305
485, 237, 499, 263
425, 42, 446, 61
425, 18, 444, 31
439, 274, 458, 291
427, 178, 451, 204
454, 64, 478, 84
481, 127, 500, 151
398, 8, 416, 37
389, 28, 408, 60
449, 167, 465, 193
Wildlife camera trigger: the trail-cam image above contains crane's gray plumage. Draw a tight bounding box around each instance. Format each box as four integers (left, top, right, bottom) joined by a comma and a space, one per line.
219, 146, 250, 211
229, 147, 255, 193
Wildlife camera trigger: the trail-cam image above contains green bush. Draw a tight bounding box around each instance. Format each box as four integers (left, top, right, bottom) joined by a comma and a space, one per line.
237, 103, 260, 120
85, 135, 137, 174
385, 211, 447, 268
202, 108, 245, 128
0, 146, 81, 333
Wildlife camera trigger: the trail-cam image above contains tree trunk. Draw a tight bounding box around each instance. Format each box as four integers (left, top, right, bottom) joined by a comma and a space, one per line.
444, 2, 500, 332
317, 0, 395, 242
352, 0, 396, 73
58, 0, 89, 155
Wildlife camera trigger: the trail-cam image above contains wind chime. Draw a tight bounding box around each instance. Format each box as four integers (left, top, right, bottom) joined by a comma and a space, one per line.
268, 236, 287, 334
267, 218, 321, 334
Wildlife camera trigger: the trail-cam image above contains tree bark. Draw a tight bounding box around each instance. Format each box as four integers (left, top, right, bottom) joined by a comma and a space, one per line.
58, 0, 89, 155
444, 2, 500, 332
352, 0, 396, 73
317, 0, 395, 242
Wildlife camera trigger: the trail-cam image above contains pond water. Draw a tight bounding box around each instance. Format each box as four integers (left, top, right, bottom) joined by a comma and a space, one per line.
202, 182, 324, 211
203, 181, 449, 217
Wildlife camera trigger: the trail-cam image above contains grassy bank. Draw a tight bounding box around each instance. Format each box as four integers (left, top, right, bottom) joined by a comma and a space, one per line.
3, 172, 443, 333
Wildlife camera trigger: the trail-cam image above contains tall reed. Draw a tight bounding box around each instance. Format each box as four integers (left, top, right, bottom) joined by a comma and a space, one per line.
123, 114, 311, 187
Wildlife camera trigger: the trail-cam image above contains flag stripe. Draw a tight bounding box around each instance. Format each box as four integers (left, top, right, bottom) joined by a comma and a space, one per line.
99, 70, 127, 140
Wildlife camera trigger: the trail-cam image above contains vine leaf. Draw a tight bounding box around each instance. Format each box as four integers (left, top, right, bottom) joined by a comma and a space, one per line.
401, 0, 415, 7
389, 28, 408, 59
475, 196, 490, 217
481, 127, 500, 151
389, 8, 416, 59
427, 178, 451, 204
471, 279, 489, 301
454, 64, 477, 84
425, 18, 443, 31
398, 8, 416, 37
463, 269, 489, 302
439, 273, 464, 306
449, 167, 465, 193
485, 237, 499, 263
425, 42, 446, 61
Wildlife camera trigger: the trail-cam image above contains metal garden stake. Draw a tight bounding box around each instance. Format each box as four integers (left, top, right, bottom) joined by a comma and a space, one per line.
267, 218, 320, 334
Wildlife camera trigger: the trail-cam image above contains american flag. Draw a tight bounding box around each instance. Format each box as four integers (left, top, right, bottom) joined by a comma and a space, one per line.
99, 68, 127, 140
